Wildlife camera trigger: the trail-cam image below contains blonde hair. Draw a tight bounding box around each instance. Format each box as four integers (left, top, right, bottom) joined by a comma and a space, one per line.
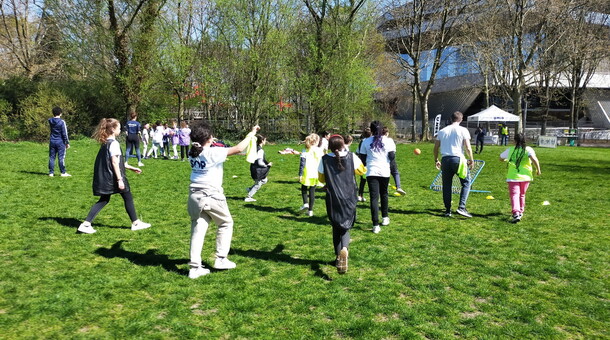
304, 133, 320, 150
92, 118, 120, 143
180, 121, 188, 128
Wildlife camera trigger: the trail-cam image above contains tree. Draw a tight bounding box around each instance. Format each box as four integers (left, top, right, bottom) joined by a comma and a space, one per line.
382, 0, 474, 141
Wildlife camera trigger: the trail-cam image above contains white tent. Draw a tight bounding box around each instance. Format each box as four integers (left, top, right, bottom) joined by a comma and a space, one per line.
467, 105, 520, 123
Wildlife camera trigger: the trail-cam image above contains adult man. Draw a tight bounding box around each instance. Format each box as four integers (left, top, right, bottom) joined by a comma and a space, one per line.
500, 123, 509, 146
433, 111, 474, 218
48, 107, 70, 177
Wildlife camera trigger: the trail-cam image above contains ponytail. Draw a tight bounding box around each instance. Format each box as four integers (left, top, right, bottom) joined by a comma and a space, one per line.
188, 121, 213, 157
509, 133, 527, 171
370, 121, 385, 151
328, 135, 346, 172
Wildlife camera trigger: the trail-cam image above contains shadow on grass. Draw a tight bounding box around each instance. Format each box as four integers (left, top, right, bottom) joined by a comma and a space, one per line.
95, 240, 189, 276
242, 203, 297, 215
277, 214, 328, 226
232, 244, 332, 281
38, 216, 129, 229
19, 170, 51, 176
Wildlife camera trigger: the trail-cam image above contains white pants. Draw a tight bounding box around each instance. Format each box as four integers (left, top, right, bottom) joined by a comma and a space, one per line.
187, 187, 233, 269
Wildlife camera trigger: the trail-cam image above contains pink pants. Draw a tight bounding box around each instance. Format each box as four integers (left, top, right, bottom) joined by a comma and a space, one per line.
508, 181, 530, 215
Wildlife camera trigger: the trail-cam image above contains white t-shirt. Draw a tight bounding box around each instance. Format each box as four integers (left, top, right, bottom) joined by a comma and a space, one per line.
362, 136, 396, 177
189, 147, 229, 189
153, 126, 164, 143
317, 151, 363, 174
436, 124, 471, 157
107, 138, 122, 157
320, 138, 329, 153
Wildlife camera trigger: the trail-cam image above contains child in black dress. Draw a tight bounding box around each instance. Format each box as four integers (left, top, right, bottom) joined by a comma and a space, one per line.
318, 135, 366, 274
77, 118, 151, 234
245, 135, 272, 202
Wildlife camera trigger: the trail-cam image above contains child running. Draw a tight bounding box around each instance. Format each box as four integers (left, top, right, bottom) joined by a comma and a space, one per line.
298, 133, 323, 216
187, 122, 259, 279
77, 118, 151, 234
500, 133, 541, 223
318, 135, 366, 274
245, 135, 272, 202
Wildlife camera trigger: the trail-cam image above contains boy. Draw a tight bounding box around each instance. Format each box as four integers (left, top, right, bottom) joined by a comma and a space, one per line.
48, 107, 71, 177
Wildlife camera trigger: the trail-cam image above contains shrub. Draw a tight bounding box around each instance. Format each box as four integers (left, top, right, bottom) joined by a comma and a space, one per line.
20, 84, 76, 142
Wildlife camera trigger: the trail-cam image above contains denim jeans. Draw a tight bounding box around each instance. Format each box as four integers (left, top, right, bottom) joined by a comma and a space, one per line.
441, 156, 471, 212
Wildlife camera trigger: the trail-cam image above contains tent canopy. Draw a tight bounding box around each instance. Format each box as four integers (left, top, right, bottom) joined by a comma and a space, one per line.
467, 105, 520, 123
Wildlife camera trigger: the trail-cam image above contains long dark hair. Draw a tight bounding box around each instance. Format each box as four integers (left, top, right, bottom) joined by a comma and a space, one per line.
188, 121, 214, 158
509, 133, 527, 171
328, 135, 346, 171
370, 121, 384, 151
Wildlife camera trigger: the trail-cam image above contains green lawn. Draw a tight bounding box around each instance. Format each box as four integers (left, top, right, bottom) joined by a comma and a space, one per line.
0, 139, 608, 339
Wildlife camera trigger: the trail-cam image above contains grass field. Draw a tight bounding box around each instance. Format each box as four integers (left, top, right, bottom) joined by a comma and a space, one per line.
0, 139, 608, 339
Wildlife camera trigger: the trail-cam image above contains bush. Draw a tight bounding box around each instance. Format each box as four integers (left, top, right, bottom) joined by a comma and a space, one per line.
20, 83, 76, 142
0, 99, 10, 141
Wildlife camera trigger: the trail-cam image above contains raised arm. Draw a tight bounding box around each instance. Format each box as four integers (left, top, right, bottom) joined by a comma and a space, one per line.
226, 125, 260, 156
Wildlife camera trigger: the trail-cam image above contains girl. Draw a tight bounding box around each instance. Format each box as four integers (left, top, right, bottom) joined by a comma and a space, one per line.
187, 122, 259, 279
178, 121, 191, 161
356, 128, 372, 202
245, 135, 272, 202
124, 112, 143, 166
361, 121, 396, 234
298, 133, 322, 216
141, 123, 150, 159
318, 135, 366, 274
77, 118, 151, 234
500, 133, 541, 223
170, 120, 180, 159
147, 121, 164, 159
162, 123, 171, 159
319, 131, 330, 154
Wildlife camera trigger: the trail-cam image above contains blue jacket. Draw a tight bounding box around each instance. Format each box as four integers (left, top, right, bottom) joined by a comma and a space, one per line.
49, 117, 69, 145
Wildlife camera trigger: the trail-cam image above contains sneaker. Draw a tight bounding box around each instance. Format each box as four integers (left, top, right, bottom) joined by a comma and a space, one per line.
357, 196, 363, 202
138, 162, 144, 166
60, 173, 71, 177
307, 210, 313, 217
188, 267, 211, 279
299, 203, 309, 211
77, 222, 96, 234
396, 188, 406, 195
456, 208, 473, 218
381, 217, 390, 226
131, 220, 151, 231
444, 211, 452, 217
511, 213, 522, 223
214, 257, 236, 270
337, 247, 348, 274
244, 197, 256, 202
372, 225, 381, 234
361, 197, 366, 202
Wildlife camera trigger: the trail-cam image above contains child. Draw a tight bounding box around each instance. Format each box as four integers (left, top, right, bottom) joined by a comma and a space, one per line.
170, 120, 180, 159
187, 122, 260, 279
48, 106, 71, 177
382, 127, 406, 196
500, 133, 541, 223
319, 131, 330, 154
356, 128, 372, 202
178, 121, 191, 161
298, 133, 322, 216
77, 118, 151, 234
162, 123, 171, 159
318, 135, 366, 274
141, 123, 150, 159
125, 112, 143, 167
245, 135, 272, 202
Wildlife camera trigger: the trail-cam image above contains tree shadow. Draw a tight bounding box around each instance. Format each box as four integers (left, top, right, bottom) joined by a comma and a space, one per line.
38, 216, 127, 229
19, 170, 50, 176
95, 240, 190, 276
232, 244, 332, 281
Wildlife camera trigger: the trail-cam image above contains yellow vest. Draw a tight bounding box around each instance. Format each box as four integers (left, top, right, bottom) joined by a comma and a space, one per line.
506, 146, 533, 181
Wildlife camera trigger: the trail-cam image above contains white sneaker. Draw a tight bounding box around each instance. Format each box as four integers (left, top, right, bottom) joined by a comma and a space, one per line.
244, 197, 256, 202
49, 173, 54, 177
357, 196, 363, 202
299, 203, 309, 211
77, 222, 96, 234
307, 210, 313, 217
60, 173, 71, 177
381, 217, 390, 226
372, 225, 381, 234
138, 162, 144, 166
188, 267, 211, 279
213, 257, 236, 270
131, 220, 151, 231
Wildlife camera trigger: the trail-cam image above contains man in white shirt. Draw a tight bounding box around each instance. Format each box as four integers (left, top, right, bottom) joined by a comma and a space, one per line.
433, 111, 475, 218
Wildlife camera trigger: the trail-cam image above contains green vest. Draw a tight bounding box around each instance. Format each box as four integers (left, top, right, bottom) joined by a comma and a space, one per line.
501, 126, 508, 135
506, 146, 533, 181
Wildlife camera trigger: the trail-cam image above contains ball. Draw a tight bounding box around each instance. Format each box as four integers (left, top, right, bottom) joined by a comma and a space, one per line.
414, 148, 421, 155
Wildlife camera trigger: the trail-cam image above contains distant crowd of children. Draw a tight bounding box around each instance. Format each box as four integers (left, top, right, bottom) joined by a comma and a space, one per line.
49, 107, 541, 278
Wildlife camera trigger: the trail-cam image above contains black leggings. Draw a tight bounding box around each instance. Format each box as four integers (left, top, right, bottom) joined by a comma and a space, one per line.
301, 185, 316, 209
332, 224, 351, 256
180, 145, 189, 160
358, 176, 367, 197
367, 176, 390, 225
85, 192, 137, 223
